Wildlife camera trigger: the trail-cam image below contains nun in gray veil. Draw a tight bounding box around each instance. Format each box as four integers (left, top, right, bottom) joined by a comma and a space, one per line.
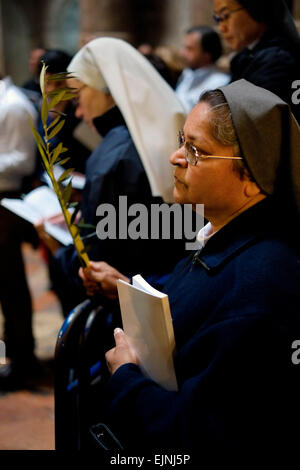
213, 0, 300, 122
221, 77, 300, 225
99, 80, 300, 460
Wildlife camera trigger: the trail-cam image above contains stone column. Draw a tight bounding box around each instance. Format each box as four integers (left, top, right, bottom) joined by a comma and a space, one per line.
156, 0, 192, 48
15, 0, 49, 47
190, 0, 215, 26
158, 0, 216, 48
0, 0, 5, 76
79, 0, 135, 47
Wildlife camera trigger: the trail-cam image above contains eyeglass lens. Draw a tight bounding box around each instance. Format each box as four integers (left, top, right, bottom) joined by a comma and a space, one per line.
178, 132, 197, 164
213, 7, 243, 24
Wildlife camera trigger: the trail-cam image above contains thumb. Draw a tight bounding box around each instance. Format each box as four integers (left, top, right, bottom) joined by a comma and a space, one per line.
78, 267, 84, 279
114, 328, 127, 345
83, 266, 93, 280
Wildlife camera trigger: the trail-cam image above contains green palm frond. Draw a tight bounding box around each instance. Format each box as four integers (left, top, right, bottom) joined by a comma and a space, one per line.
29, 63, 90, 268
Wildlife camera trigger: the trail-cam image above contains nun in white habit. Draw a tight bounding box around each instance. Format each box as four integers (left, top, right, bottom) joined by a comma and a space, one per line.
47, 38, 186, 315
67, 37, 185, 203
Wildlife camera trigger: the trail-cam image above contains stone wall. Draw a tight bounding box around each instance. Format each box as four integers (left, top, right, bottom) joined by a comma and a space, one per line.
78, 0, 216, 49
0, 0, 79, 85
79, 0, 134, 45
44, 0, 80, 54
0, 1, 4, 77
0, 0, 299, 85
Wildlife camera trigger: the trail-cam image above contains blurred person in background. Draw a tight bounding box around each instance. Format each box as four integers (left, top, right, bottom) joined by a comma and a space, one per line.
137, 43, 153, 55
21, 47, 46, 111
213, 0, 300, 122
175, 25, 230, 112
138, 43, 181, 88
22, 47, 46, 93
143, 52, 176, 88
35, 49, 90, 176
0, 74, 40, 390
154, 45, 185, 87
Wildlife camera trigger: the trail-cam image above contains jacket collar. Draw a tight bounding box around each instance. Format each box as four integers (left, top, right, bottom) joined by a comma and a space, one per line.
193, 198, 281, 271
93, 105, 126, 137
231, 31, 292, 70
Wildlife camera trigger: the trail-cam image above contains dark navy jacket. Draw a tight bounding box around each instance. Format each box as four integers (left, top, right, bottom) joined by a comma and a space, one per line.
231, 32, 300, 123
105, 198, 300, 458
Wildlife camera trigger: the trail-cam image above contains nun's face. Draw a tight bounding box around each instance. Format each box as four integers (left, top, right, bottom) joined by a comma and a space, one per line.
213, 0, 267, 51
68, 78, 114, 126
170, 102, 251, 222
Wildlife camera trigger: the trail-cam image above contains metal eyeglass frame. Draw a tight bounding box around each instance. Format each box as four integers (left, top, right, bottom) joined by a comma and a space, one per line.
213, 6, 245, 24
178, 131, 243, 166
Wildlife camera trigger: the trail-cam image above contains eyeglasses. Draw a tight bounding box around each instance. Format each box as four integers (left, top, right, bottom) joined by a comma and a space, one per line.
213, 6, 244, 24
178, 131, 242, 166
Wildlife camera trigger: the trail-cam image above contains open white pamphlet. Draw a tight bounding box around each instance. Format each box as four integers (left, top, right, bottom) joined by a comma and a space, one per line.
41, 164, 86, 190
117, 274, 178, 391
1, 185, 73, 245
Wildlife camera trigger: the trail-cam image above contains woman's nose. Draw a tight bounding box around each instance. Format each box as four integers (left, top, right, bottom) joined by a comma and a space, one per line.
75, 105, 83, 119
170, 147, 188, 167
218, 21, 228, 34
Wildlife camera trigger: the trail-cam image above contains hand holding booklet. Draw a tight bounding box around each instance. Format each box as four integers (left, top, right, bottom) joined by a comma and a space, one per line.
1, 185, 73, 245
117, 275, 178, 391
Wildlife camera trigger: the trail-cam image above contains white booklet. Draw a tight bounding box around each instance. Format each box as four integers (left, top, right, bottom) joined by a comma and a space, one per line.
1, 185, 73, 246
117, 274, 178, 391
41, 164, 86, 190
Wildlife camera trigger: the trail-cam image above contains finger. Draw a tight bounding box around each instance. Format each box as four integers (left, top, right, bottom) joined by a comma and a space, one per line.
82, 266, 93, 280
78, 267, 84, 280
34, 217, 45, 228
87, 288, 99, 297
114, 328, 128, 346
88, 270, 106, 282
36, 223, 45, 232
105, 348, 113, 361
89, 261, 103, 270
79, 268, 91, 282
86, 284, 101, 295
84, 279, 98, 287
105, 349, 114, 373
90, 261, 109, 271
84, 280, 98, 289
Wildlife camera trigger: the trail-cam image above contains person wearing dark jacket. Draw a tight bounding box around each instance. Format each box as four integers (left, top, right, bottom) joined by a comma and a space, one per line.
93, 80, 300, 460
0, 77, 40, 390
36, 50, 90, 175
213, 0, 300, 122
36, 38, 186, 315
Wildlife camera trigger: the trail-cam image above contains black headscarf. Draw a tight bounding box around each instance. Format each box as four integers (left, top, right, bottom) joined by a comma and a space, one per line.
219, 79, 300, 213
238, 0, 300, 50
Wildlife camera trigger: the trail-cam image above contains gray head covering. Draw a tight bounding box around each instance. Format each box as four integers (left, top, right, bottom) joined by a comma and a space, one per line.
219, 79, 300, 212
238, 0, 300, 50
